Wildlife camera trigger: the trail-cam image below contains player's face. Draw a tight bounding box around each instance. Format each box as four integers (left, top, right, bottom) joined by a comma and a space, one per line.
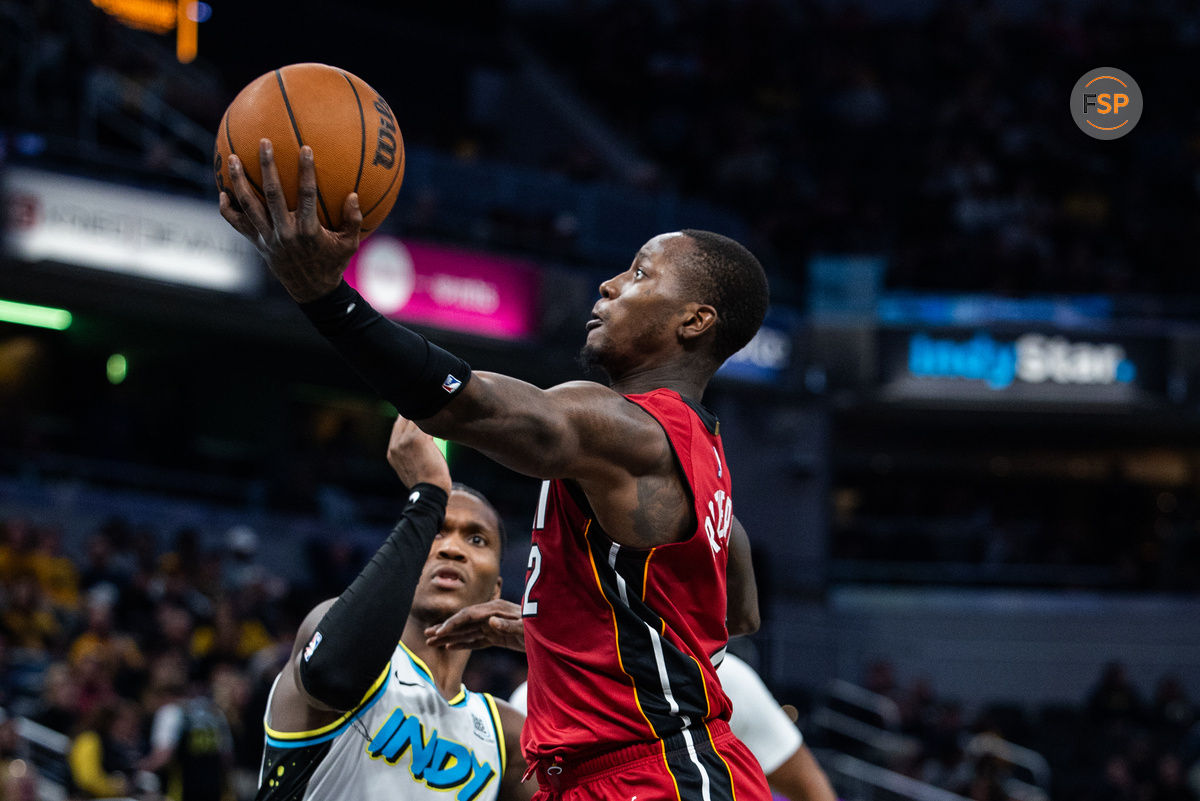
410, 490, 503, 624
582, 232, 695, 377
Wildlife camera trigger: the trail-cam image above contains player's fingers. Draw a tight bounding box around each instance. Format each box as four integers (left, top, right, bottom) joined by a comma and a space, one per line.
489, 617, 522, 634
218, 192, 258, 240
258, 139, 293, 236
296, 146, 321, 238
338, 193, 363, 243
432, 606, 494, 635
426, 629, 484, 648
227, 155, 273, 239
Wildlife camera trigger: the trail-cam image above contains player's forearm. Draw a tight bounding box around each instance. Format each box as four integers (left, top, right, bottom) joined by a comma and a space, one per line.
298, 281, 472, 420
299, 484, 446, 710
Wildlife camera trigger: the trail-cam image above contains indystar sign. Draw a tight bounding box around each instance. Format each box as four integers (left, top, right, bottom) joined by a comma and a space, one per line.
907, 332, 1136, 390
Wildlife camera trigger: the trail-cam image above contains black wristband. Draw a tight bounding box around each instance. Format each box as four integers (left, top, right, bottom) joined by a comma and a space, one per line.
298, 482, 448, 710
298, 281, 472, 419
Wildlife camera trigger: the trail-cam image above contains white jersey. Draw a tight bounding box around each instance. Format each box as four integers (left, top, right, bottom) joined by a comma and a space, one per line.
259, 640, 506, 801
508, 652, 801, 776
714, 653, 802, 775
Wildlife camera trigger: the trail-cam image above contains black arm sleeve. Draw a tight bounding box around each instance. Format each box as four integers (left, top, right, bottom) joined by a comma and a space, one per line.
298, 483, 447, 711
298, 281, 472, 419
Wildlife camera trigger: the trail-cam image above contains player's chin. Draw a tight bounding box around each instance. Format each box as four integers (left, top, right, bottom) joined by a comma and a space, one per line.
577, 342, 609, 374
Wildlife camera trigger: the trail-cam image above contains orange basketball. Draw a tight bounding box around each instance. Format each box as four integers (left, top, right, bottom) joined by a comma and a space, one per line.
214, 63, 404, 234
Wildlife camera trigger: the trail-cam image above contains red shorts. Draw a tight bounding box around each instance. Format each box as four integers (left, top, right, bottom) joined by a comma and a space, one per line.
527, 720, 772, 801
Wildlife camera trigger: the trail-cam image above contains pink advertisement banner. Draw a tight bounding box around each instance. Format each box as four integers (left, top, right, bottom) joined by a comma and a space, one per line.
344, 236, 540, 340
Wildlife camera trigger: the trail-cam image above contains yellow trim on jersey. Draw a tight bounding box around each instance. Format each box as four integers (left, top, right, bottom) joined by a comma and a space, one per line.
688, 653, 712, 718
398, 641, 468, 706
265, 664, 389, 741
483, 693, 507, 776
584, 522, 660, 739
642, 547, 655, 600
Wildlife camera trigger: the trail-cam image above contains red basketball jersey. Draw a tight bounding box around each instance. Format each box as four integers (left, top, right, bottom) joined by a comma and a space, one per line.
520, 388, 737, 762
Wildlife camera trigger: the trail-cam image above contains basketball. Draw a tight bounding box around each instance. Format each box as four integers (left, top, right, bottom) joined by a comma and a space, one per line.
214, 63, 404, 234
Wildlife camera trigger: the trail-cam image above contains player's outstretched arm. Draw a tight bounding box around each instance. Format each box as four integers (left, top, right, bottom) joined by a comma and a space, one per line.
727, 516, 761, 636
220, 141, 669, 493
267, 417, 452, 733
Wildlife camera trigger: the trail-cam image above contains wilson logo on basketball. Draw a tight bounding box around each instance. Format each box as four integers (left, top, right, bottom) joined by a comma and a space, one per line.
373, 98, 399, 170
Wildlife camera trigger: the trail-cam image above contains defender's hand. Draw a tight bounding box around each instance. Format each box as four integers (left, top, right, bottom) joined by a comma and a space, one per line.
387, 416, 451, 496
425, 599, 525, 653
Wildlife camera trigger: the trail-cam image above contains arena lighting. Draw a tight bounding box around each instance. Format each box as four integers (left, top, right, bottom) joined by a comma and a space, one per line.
88, 0, 206, 63
0, 299, 72, 331
107, 354, 129, 385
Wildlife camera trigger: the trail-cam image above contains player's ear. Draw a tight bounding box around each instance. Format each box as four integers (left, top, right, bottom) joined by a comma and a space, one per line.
492, 577, 502, 601
679, 302, 717, 342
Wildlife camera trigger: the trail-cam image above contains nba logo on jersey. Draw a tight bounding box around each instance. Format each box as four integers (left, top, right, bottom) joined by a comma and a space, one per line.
303, 631, 322, 662
442, 374, 462, 393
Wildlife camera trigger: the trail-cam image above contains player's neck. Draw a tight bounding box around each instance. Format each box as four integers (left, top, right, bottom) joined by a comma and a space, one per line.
609, 361, 710, 401
401, 619, 470, 701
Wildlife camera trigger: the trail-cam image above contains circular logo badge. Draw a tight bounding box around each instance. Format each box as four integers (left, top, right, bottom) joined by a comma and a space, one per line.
1071, 68, 1142, 140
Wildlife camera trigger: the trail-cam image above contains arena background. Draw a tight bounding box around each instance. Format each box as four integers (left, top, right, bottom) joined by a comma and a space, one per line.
2, 1, 1199, 800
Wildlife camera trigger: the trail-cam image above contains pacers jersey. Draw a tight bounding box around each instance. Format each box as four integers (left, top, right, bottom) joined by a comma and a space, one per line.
257, 641, 505, 801
521, 388, 736, 762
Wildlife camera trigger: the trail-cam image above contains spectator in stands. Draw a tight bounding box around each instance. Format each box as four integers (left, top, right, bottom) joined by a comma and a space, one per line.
74, 648, 119, 725
142, 600, 195, 665
30, 662, 78, 736
79, 526, 129, 594
28, 525, 79, 612
140, 657, 232, 801
1153, 675, 1196, 740
67, 700, 144, 799
189, 597, 271, 670
69, 587, 145, 695
208, 663, 258, 801
1089, 662, 1145, 727
0, 572, 61, 653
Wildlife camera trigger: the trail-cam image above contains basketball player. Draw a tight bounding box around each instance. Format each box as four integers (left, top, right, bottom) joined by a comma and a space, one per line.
436, 610, 836, 801
220, 142, 773, 800
256, 415, 533, 801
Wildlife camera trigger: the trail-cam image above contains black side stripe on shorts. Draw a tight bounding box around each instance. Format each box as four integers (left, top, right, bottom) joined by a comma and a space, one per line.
661, 722, 737, 801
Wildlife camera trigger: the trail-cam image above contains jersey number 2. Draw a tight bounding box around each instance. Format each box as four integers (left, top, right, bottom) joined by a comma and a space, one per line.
522, 544, 541, 616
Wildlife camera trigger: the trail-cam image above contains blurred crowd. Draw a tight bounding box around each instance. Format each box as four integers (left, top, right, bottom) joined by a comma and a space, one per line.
514, 0, 1200, 299
820, 658, 1200, 801
833, 475, 1200, 591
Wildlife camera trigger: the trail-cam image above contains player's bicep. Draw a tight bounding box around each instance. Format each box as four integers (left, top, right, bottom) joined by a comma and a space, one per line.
422, 374, 661, 480
269, 600, 342, 732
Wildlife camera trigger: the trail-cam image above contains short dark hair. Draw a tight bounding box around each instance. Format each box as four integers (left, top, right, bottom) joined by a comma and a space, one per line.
450, 482, 507, 555
678, 230, 769, 363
